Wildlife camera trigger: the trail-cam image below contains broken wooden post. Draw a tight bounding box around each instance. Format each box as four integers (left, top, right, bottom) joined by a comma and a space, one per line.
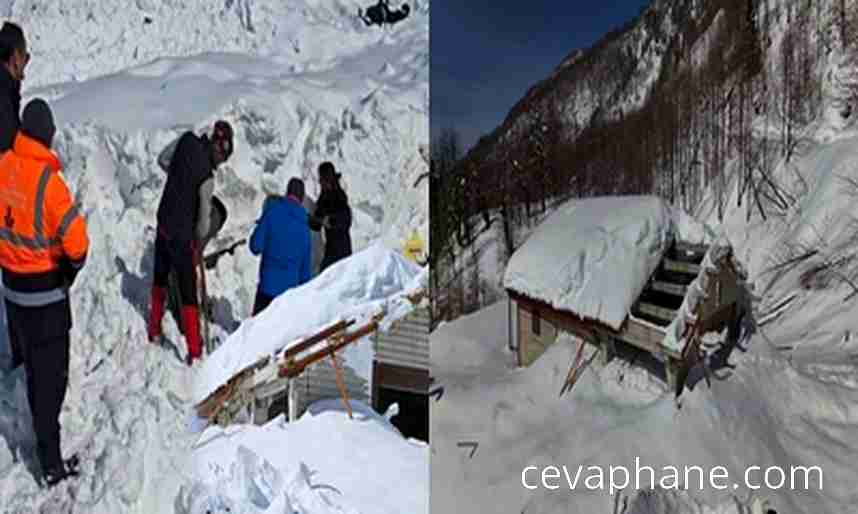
559, 337, 587, 397
287, 378, 298, 422
329, 342, 354, 419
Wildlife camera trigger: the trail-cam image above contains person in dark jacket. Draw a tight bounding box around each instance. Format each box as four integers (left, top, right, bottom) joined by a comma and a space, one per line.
0, 100, 89, 486
310, 162, 353, 271
0, 22, 27, 153
0, 22, 29, 371
249, 178, 312, 316
147, 120, 233, 365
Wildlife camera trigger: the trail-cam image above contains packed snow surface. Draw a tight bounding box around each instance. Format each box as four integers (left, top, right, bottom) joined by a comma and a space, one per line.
503, 195, 679, 330
193, 244, 426, 405
183, 400, 428, 514
0, 0, 428, 512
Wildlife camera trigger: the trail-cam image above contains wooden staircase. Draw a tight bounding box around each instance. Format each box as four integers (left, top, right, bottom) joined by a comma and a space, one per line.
631, 242, 709, 329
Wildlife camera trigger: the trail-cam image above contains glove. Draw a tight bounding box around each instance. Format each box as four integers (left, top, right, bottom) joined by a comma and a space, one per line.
59, 257, 84, 287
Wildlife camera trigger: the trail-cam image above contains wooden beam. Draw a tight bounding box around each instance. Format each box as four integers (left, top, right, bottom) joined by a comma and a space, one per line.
650, 280, 687, 297
283, 319, 356, 360
664, 259, 701, 276
636, 302, 677, 324
374, 361, 431, 394
280, 318, 381, 378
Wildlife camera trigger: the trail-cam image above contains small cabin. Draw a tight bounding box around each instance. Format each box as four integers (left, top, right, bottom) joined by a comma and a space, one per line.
503, 196, 743, 394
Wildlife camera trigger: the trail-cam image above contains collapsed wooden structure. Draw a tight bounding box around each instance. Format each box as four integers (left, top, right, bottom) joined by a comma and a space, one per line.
194, 290, 427, 426
509, 240, 743, 396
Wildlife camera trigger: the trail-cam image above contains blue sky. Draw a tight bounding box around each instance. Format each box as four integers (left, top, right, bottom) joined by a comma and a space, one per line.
431, 0, 652, 151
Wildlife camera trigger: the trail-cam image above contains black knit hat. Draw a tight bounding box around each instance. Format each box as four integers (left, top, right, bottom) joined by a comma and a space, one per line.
287, 177, 305, 201
22, 98, 55, 147
318, 161, 341, 181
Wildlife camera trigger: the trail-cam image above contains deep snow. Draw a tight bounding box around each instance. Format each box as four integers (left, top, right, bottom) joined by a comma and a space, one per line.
183, 400, 428, 514
0, 1, 428, 512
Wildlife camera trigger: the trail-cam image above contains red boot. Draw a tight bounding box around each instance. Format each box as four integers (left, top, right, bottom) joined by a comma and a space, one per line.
182, 305, 203, 364
148, 286, 167, 342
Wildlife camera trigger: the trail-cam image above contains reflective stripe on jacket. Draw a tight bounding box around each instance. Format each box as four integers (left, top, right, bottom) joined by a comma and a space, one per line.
0, 133, 89, 305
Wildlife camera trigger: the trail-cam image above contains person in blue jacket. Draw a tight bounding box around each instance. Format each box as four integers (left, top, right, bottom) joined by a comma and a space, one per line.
249, 177, 312, 316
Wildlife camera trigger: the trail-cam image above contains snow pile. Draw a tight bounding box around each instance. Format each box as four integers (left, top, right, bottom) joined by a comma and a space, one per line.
193, 244, 426, 405
668, 204, 717, 246
184, 400, 428, 514
503, 195, 674, 330
14, 0, 429, 89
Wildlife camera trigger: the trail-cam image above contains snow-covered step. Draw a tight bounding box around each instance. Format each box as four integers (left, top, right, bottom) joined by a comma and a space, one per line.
674, 241, 708, 261
664, 258, 701, 276
650, 280, 688, 297
635, 302, 677, 325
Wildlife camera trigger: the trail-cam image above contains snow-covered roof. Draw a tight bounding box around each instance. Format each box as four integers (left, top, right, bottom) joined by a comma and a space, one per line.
503, 195, 714, 330
193, 243, 427, 404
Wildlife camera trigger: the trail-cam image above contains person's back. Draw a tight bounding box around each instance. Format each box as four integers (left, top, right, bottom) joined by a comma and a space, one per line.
156, 131, 212, 243
0, 103, 88, 298
252, 197, 311, 297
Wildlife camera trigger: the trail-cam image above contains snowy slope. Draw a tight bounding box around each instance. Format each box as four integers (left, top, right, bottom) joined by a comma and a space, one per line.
0, 1, 428, 512
432, 138, 858, 514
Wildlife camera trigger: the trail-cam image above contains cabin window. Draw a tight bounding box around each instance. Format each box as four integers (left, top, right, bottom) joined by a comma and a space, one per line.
532, 310, 541, 336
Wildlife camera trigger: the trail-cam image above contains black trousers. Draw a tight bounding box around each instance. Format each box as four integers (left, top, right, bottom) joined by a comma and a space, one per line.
153, 230, 197, 306
5, 299, 71, 472
252, 289, 274, 316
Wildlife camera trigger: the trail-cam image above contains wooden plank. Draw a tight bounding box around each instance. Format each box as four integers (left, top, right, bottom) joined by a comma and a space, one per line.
617, 318, 683, 359
376, 339, 430, 355
674, 242, 709, 261
283, 319, 356, 360
280, 318, 381, 378
375, 331, 430, 346
253, 377, 290, 401
636, 302, 677, 324
374, 361, 431, 394
650, 280, 687, 297
664, 259, 701, 276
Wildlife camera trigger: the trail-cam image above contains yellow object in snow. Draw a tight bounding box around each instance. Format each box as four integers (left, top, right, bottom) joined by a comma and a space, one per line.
403, 231, 425, 262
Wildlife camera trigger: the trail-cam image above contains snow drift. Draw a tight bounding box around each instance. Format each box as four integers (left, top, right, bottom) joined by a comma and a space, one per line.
183, 400, 428, 514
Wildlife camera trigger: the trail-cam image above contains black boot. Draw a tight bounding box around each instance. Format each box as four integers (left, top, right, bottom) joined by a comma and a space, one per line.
43, 454, 80, 487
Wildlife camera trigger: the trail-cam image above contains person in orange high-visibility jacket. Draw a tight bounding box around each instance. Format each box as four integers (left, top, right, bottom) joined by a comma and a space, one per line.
0, 98, 88, 487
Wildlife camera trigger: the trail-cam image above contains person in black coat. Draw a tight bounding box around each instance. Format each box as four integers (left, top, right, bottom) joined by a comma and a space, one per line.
0, 22, 27, 153
309, 162, 353, 271
0, 22, 28, 372
148, 120, 234, 365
